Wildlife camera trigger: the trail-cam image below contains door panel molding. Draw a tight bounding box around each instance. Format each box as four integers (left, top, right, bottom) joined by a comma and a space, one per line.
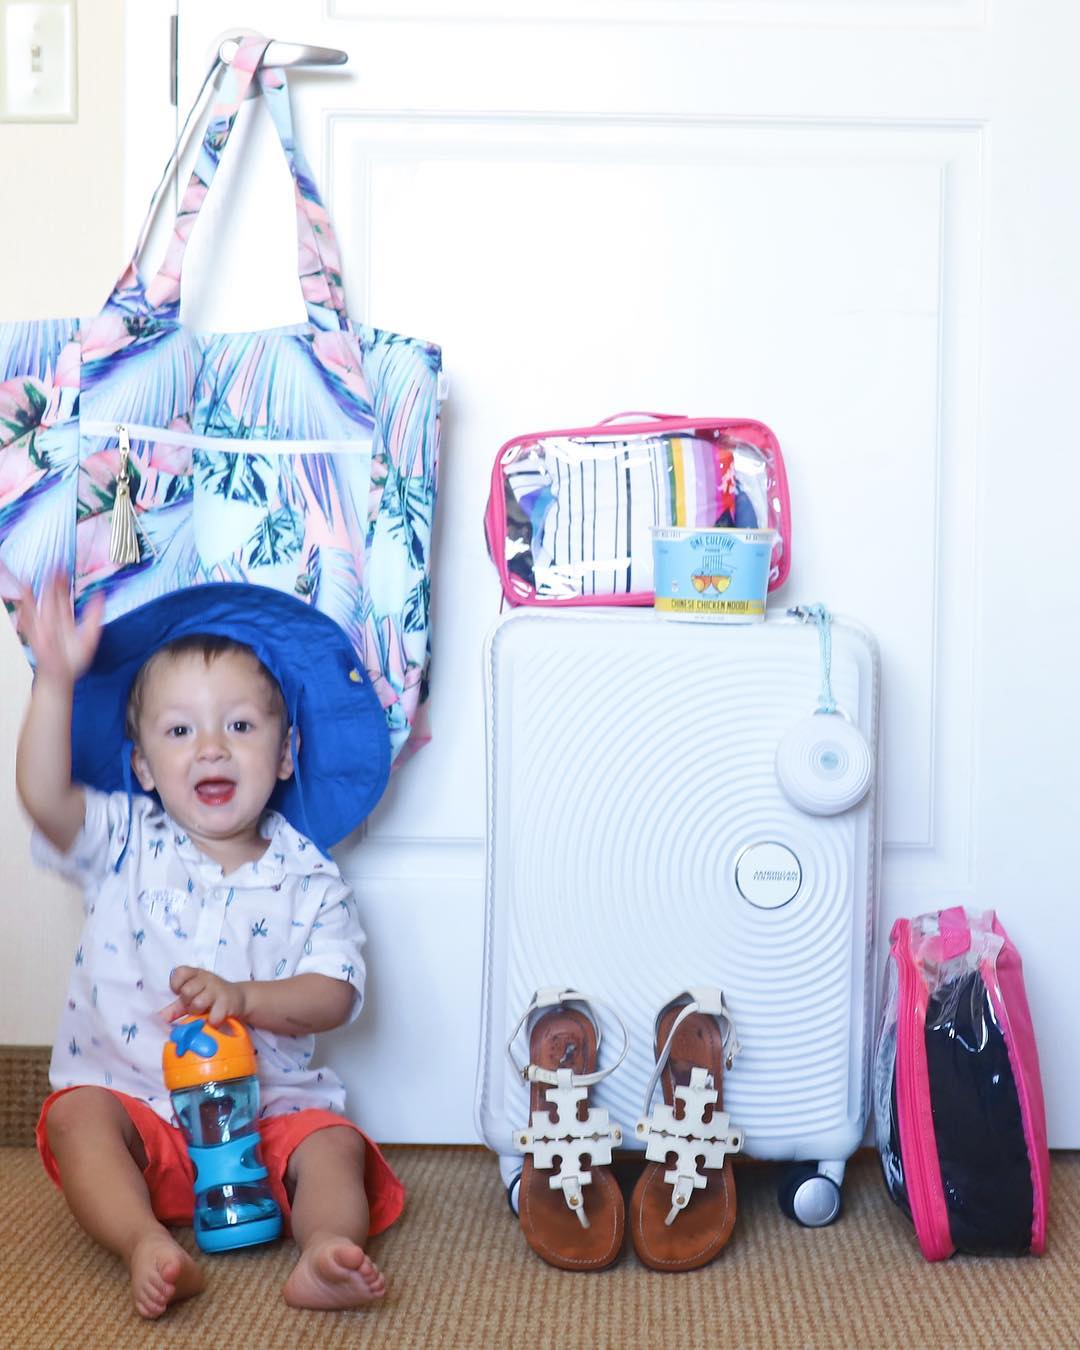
329, 0, 987, 30
321, 111, 982, 896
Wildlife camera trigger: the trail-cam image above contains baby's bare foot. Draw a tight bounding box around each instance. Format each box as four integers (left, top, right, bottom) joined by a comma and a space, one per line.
128, 1232, 204, 1320
283, 1235, 386, 1309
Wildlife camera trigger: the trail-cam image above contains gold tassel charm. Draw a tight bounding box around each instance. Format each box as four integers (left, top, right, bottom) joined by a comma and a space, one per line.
109, 425, 141, 566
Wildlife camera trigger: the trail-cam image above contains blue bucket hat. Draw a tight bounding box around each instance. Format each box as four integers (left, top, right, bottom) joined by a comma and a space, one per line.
71, 583, 391, 854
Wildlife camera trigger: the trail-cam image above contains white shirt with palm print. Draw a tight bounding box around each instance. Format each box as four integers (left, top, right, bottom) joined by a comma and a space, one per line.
35, 788, 366, 1123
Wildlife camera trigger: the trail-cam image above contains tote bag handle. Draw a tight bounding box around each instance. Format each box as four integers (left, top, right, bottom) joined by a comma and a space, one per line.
112, 35, 349, 332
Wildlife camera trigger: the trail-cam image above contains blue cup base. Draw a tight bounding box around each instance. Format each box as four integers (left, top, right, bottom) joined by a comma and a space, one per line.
194, 1214, 283, 1253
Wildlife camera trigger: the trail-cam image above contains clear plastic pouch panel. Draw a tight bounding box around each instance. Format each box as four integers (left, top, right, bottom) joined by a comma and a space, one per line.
501, 428, 783, 600
873, 957, 910, 1216
924, 967, 1033, 1253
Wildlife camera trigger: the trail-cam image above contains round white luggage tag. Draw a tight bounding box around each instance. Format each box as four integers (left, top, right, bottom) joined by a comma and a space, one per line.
778, 604, 874, 816
775, 711, 873, 816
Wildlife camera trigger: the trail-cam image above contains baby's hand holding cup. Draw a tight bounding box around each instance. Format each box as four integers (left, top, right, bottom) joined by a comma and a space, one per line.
162, 965, 248, 1027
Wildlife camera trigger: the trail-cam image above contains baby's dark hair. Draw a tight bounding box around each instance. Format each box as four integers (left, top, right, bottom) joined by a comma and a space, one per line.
125, 634, 288, 743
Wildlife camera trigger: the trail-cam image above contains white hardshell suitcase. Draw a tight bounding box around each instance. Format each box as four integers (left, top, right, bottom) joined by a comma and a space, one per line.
475, 607, 882, 1225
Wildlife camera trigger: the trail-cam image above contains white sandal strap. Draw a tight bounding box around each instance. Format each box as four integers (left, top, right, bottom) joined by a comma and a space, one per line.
639, 988, 740, 1117
505, 988, 630, 1088
683, 986, 742, 1059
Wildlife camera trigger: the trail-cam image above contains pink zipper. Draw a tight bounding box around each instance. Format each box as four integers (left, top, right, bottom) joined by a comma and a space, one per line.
891, 918, 955, 1261
484, 413, 792, 607
981, 932, 1050, 1254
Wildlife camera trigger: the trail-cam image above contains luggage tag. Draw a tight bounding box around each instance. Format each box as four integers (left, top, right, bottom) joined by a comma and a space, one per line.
776, 605, 874, 816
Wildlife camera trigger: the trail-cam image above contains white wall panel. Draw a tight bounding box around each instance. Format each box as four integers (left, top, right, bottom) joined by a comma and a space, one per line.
318, 869, 484, 1141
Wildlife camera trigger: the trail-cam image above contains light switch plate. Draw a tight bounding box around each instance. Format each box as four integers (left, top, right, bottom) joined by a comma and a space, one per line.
0, 0, 77, 122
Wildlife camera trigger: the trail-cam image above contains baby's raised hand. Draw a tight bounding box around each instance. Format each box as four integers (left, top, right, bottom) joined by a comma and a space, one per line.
162, 966, 248, 1027
17, 574, 104, 683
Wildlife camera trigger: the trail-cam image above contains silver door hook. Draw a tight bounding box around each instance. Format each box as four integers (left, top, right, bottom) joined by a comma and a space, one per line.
219, 38, 348, 69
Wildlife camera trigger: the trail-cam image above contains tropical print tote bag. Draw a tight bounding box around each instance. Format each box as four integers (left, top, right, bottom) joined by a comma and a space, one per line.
0, 36, 441, 761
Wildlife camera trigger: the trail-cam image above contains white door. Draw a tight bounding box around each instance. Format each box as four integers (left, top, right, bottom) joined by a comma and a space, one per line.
124, 0, 1080, 1144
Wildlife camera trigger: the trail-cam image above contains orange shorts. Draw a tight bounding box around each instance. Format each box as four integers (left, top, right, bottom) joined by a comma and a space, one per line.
36, 1087, 404, 1238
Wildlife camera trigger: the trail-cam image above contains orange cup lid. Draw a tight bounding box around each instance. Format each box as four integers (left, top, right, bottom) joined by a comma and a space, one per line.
162, 1015, 257, 1090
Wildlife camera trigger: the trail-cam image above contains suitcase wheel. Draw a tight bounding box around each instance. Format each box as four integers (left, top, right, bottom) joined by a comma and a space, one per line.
778, 1164, 843, 1227
505, 1169, 523, 1216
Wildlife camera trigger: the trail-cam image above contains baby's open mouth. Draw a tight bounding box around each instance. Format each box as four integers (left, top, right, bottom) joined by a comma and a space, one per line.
195, 779, 236, 805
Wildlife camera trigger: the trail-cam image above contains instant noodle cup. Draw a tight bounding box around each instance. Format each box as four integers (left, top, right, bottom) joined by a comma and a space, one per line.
651, 527, 778, 623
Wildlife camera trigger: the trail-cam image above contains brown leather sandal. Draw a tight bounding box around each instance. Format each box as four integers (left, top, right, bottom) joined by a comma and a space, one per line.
508, 989, 628, 1270
630, 988, 743, 1272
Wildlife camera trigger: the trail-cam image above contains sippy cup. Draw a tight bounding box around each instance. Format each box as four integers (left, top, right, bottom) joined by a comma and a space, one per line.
163, 1015, 283, 1252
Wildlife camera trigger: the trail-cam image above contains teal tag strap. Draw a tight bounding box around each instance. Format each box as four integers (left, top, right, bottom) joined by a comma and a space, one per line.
788, 604, 837, 715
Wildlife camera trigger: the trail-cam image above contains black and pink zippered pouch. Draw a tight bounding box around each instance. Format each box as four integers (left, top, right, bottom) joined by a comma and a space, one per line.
873, 907, 1050, 1260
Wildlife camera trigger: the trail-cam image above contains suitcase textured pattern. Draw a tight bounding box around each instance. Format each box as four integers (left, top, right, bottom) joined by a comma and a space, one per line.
476, 609, 881, 1220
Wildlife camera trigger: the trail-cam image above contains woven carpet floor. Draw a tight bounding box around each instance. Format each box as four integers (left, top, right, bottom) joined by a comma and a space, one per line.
2, 1146, 1077, 1348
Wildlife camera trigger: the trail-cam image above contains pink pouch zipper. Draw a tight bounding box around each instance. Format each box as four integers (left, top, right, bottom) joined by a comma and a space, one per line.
981, 919, 1050, 1254
890, 917, 955, 1261
484, 411, 792, 608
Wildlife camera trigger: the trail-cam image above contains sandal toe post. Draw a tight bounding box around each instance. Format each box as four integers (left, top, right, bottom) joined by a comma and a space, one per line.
509, 990, 628, 1270
630, 989, 743, 1272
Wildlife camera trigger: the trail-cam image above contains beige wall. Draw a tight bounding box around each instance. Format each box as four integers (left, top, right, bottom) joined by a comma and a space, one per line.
0, 0, 126, 1043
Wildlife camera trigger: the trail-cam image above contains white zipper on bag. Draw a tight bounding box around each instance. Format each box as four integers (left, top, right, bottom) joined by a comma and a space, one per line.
81, 420, 370, 455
